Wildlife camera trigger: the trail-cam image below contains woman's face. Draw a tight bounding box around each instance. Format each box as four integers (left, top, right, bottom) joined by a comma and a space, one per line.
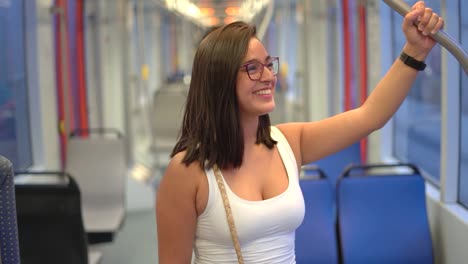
236, 37, 277, 119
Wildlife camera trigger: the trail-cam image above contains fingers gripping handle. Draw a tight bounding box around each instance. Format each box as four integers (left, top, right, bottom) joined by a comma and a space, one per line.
383, 0, 468, 75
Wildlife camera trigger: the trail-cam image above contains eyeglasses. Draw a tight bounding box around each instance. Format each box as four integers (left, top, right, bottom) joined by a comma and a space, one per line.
239, 57, 279, 81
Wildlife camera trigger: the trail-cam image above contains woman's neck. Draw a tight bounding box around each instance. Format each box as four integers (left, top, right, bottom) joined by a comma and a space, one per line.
241, 115, 260, 146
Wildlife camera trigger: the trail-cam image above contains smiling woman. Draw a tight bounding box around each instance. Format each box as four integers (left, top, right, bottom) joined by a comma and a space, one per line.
171, 22, 277, 170
156, 4, 444, 262
236, 38, 278, 120
3, 0, 468, 263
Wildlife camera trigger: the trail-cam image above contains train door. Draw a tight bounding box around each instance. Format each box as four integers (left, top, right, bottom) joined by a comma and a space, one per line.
0, 0, 33, 170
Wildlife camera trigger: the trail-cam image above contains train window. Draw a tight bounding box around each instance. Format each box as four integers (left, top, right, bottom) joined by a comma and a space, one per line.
459, 0, 468, 208
390, 0, 442, 184
0, 0, 32, 170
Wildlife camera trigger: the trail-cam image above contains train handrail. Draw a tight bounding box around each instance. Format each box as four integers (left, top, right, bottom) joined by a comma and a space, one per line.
257, 0, 275, 41
383, 0, 468, 75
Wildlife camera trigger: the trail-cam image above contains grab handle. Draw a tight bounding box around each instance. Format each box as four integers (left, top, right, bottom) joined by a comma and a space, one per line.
383, 0, 468, 75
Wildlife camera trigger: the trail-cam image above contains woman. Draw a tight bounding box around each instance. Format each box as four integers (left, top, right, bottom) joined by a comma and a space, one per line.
156, 1, 443, 263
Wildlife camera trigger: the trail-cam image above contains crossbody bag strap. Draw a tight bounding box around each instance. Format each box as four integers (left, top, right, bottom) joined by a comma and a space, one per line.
213, 164, 244, 264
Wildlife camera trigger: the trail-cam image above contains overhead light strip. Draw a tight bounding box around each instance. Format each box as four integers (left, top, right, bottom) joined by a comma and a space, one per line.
162, 0, 271, 27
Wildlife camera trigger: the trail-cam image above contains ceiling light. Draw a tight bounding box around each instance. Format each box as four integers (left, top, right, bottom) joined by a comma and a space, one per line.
224, 16, 237, 25
200, 7, 215, 16
205, 16, 219, 26
225, 7, 241, 16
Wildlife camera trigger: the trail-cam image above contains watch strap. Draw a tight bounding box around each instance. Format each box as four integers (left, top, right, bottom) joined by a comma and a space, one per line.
399, 51, 426, 71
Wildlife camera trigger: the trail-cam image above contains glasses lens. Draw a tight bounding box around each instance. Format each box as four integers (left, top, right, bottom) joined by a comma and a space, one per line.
268, 58, 279, 75
246, 62, 262, 80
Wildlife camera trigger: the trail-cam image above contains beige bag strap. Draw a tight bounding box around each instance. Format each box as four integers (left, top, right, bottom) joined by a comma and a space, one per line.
213, 164, 244, 264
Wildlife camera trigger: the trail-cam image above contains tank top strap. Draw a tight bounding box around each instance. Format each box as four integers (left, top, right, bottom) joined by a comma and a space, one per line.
270, 126, 299, 181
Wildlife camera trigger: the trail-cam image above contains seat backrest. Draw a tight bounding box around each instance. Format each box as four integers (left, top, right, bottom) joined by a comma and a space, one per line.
152, 83, 187, 144
296, 166, 338, 264
0, 156, 20, 264
310, 142, 361, 189
337, 164, 433, 264
66, 131, 126, 243
66, 133, 126, 206
14, 172, 88, 264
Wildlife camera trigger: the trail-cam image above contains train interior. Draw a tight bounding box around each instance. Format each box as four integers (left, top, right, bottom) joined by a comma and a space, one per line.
0, 0, 468, 263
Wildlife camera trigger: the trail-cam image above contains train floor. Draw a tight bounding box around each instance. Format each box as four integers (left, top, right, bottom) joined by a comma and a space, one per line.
95, 209, 158, 264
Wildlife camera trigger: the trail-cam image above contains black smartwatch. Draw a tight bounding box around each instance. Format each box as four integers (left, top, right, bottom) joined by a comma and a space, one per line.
399, 51, 426, 71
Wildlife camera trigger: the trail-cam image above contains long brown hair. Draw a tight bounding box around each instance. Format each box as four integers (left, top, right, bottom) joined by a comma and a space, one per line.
171, 21, 276, 169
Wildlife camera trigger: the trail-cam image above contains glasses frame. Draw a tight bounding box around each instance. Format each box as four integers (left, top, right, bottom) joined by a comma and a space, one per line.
239, 57, 279, 81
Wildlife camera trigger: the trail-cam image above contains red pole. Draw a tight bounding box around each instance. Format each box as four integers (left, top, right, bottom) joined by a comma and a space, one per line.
76, 0, 89, 136
63, 0, 75, 133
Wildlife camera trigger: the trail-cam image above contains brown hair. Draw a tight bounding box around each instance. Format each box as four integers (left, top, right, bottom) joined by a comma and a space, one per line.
171, 21, 276, 169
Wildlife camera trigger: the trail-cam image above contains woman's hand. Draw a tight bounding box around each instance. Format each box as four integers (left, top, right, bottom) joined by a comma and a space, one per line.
402, 1, 444, 61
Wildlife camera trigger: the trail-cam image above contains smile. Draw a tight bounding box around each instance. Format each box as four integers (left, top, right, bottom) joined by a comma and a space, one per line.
254, 89, 272, 95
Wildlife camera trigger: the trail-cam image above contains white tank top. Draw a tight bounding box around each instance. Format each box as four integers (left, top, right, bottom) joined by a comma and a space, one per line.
193, 126, 305, 264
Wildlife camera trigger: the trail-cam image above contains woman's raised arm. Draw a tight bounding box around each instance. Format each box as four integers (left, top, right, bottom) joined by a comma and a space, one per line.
277, 1, 444, 166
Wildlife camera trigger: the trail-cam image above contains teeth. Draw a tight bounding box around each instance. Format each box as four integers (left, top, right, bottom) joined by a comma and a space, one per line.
255, 89, 271, 95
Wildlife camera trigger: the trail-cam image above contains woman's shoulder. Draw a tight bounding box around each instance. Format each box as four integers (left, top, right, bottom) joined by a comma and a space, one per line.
163, 151, 206, 185
157, 151, 206, 208
273, 124, 301, 145
161, 151, 210, 217
273, 124, 303, 168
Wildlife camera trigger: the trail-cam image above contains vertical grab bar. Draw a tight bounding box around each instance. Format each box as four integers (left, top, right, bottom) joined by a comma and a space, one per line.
383, 0, 468, 75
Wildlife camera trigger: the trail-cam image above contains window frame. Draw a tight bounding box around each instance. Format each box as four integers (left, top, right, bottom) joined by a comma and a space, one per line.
25, 0, 44, 169
380, 0, 467, 210
442, 0, 461, 204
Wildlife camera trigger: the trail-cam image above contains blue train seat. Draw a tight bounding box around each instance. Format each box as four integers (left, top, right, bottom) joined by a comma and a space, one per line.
337, 163, 433, 264
14, 171, 89, 264
306, 143, 361, 189
296, 165, 338, 264
0, 156, 20, 264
